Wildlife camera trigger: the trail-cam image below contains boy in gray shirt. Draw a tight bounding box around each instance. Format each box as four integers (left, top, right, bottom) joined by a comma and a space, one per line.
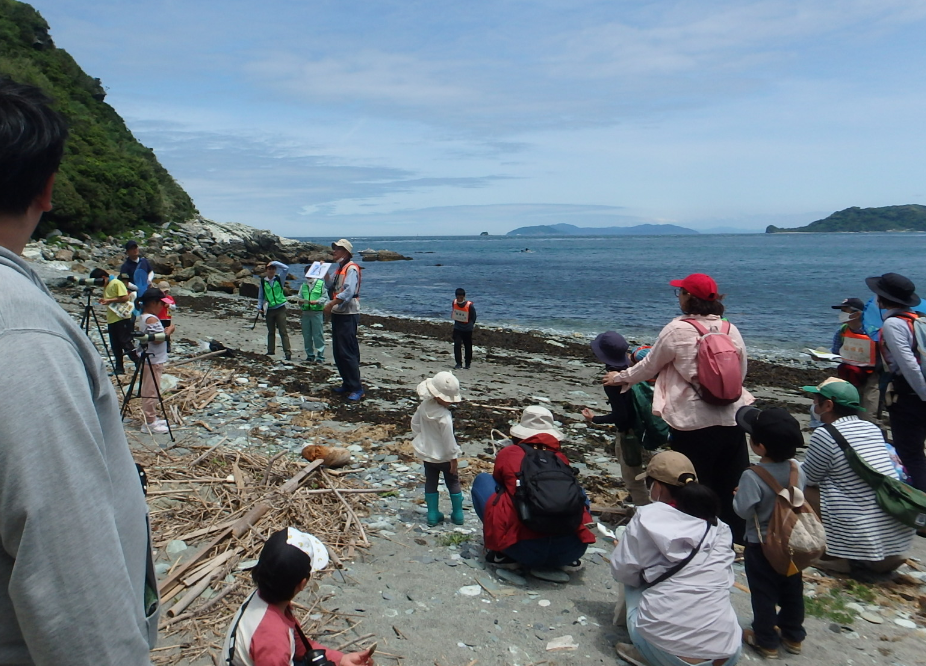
733, 406, 807, 659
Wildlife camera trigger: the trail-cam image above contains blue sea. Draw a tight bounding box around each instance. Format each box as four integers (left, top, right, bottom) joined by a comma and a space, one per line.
293, 233, 926, 360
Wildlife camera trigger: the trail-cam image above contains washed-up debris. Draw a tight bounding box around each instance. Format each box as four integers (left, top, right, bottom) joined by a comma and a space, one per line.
546, 634, 578, 650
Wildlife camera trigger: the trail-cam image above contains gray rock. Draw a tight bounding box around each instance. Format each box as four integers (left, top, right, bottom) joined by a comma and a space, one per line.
496, 569, 528, 586
529, 568, 570, 583
301, 401, 328, 411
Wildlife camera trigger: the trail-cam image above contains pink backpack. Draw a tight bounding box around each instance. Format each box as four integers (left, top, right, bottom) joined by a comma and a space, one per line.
684, 319, 743, 405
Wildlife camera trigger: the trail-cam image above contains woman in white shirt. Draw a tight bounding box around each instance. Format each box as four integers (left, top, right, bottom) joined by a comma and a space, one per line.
611, 451, 741, 666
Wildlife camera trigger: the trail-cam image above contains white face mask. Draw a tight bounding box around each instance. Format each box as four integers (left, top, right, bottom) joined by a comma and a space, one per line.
838, 312, 854, 324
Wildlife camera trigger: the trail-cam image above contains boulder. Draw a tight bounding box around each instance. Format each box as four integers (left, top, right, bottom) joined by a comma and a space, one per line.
376, 250, 412, 261
185, 276, 207, 293
148, 254, 180, 275
54, 249, 74, 261
238, 279, 261, 299
172, 265, 198, 281
180, 252, 200, 268
234, 268, 252, 279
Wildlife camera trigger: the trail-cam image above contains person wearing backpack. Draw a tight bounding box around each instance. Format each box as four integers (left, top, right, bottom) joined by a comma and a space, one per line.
829, 297, 881, 424
866, 272, 926, 491
801, 379, 914, 574
733, 407, 814, 659
471, 406, 595, 577
604, 273, 754, 543
610, 451, 741, 666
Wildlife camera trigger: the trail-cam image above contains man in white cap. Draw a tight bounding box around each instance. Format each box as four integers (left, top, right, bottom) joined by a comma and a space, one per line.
258, 260, 292, 361
324, 239, 364, 400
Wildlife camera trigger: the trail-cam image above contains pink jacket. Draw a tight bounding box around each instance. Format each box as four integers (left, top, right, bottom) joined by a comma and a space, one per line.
612, 315, 754, 431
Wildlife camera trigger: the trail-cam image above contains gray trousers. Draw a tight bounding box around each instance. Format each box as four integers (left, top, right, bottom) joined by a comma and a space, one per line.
265, 306, 291, 355
300, 310, 325, 360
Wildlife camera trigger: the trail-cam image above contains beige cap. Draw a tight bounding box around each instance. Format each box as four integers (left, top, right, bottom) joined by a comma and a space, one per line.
416, 371, 462, 403
156, 280, 171, 291
331, 239, 353, 254
510, 405, 564, 441
636, 451, 698, 486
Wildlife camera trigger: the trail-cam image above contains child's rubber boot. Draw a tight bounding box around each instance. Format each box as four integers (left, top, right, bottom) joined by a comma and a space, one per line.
425, 493, 444, 527
450, 493, 465, 525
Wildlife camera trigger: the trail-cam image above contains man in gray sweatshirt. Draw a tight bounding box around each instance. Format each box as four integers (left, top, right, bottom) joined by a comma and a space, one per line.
0, 80, 158, 664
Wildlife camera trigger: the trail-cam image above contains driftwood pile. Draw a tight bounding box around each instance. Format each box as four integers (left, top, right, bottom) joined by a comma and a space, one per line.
141, 445, 384, 665
122, 364, 237, 430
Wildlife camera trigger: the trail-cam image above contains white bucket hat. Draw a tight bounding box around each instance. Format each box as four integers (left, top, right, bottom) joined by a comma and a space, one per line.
510, 405, 564, 441
416, 371, 462, 403
331, 239, 353, 254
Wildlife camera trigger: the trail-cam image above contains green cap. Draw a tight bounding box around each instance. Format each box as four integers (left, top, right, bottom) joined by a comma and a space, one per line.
800, 377, 864, 411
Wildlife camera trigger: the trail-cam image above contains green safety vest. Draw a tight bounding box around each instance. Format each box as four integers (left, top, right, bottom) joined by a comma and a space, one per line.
300, 279, 326, 311
262, 276, 286, 309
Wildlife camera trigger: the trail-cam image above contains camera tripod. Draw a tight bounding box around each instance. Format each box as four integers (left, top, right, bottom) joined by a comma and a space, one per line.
121, 347, 174, 442
76, 286, 123, 389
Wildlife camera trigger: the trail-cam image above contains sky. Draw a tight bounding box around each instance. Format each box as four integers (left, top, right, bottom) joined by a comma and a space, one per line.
31, 0, 926, 236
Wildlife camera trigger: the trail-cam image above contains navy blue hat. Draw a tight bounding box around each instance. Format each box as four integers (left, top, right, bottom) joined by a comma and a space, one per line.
866, 273, 920, 308
590, 331, 630, 369
830, 298, 865, 312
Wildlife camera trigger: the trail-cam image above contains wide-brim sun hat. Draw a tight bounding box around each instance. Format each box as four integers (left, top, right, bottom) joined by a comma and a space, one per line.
800, 377, 864, 411
669, 273, 719, 301
590, 331, 630, 369
865, 272, 920, 308
331, 239, 354, 254
418, 371, 462, 403
510, 405, 564, 441
635, 451, 697, 486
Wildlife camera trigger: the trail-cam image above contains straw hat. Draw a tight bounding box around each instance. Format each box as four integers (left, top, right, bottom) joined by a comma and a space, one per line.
417, 371, 462, 403
510, 405, 564, 441
331, 239, 354, 255
636, 451, 697, 486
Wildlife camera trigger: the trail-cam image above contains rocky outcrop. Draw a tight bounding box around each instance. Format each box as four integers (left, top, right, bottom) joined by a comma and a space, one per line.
358, 249, 413, 262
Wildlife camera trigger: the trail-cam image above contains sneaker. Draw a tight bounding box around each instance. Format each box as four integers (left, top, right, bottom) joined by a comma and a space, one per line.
560, 559, 584, 573
332, 386, 348, 393
484, 550, 519, 570
141, 422, 169, 434
347, 390, 365, 401
780, 638, 802, 655
464, 364, 471, 369
743, 629, 779, 659
454, 363, 463, 369
284, 353, 292, 361
615, 643, 648, 666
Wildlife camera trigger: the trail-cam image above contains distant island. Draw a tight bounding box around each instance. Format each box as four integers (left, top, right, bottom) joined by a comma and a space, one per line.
766, 205, 926, 233
507, 223, 698, 236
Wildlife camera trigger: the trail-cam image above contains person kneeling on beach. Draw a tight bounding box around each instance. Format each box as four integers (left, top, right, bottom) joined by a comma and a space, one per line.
224, 528, 375, 666
611, 451, 741, 666
471, 406, 595, 579
411, 371, 465, 527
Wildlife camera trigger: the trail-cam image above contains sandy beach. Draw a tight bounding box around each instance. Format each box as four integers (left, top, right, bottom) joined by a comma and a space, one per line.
42, 277, 926, 666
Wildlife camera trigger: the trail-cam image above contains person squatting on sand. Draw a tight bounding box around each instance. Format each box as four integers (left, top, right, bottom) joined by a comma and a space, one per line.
582, 331, 651, 506
604, 272, 754, 544
258, 260, 293, 361
733, 407, 808, 659
611, 451, 741, 666
325, 239, 364, 401
867, 272, 926, 491
0, 78, 159, 665
411, 371, 466, 527
801, 378, 914, 574
451, 287, 476, 369
472, 406, 595, 577
224, 528, 374, 666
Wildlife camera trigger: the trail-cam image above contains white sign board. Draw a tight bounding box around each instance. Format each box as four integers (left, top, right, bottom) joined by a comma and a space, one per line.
305, 261, 333, 280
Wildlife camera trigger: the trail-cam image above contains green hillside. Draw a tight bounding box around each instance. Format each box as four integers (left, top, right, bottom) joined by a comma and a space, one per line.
766, 205, 926, 233
0, 0, 196, 237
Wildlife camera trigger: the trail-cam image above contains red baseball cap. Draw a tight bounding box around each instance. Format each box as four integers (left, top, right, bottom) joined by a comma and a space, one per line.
669, 273, 719, 301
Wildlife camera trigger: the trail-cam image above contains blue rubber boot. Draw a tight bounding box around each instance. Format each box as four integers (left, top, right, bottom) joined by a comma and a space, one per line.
425, 493, 444, 527
450, 493, 465, 525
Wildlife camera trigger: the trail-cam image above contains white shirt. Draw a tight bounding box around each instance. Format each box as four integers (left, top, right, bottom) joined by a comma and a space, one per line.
880, 310, 926, 400
610, 502, 741, 660
136, 313, 167, 364
411, 396, 460, 464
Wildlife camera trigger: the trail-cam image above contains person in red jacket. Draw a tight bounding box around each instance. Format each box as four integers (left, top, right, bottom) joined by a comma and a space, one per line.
471, 406, 596, 573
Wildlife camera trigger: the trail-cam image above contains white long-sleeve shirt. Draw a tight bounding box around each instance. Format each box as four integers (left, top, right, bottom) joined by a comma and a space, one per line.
411, 396, 460, 464
880, 309, 926, 400
611, 502, 741, 660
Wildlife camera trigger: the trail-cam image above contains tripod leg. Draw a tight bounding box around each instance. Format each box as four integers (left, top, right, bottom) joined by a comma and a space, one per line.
121, 355, 144, 420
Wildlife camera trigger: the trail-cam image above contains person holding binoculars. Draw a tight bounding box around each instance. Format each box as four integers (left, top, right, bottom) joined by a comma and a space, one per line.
137, 287, 173, 434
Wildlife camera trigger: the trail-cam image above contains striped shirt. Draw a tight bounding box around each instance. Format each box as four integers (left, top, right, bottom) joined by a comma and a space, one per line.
803, 417, 914, 560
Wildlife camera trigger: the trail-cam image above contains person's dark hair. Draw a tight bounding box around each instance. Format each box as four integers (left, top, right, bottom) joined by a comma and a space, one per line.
0, 78, 69, 216
252, 529, 312, 604
455, 288, 465, 297
814, 395, 858, 419
664, 478, 720, 525
878, 297, 905, 309
682, 290, 726, 316
89, 268, 108, 280
756, 433, 797, 462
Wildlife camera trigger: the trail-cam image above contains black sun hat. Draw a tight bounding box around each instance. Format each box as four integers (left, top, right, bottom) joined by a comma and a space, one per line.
865, 273, 920, 308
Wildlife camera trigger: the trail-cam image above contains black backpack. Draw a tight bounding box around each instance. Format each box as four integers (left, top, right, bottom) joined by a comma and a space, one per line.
513, 442, 586, 535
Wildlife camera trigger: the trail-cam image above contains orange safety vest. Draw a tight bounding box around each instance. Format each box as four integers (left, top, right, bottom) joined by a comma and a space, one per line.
334, 261, 361, 298
451, 299, 471, 323
838, 326, 876, 367
880, 311, 921, 367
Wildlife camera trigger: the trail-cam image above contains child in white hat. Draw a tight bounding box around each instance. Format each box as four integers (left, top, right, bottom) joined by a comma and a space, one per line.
411, 371, 464, 526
